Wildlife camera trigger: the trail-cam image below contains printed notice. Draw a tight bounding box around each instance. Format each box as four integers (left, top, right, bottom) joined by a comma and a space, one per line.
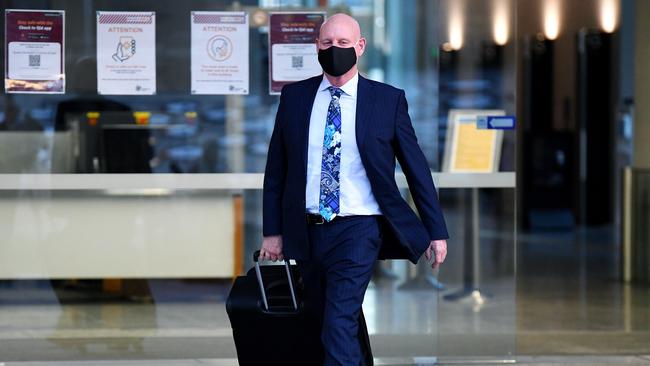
191, 11, 249, 95
269, 12, 325, 95
5, 9, 65, 93
96, 11, 156, 95
442, 109, 505, 173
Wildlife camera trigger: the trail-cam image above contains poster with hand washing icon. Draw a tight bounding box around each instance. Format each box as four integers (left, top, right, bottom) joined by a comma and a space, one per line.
112, 36, 135, 62
96, 11, 156, 95
191, 11, 249, 95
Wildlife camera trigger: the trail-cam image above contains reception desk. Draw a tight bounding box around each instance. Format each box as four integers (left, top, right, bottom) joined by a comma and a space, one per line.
0, 173, 514, 280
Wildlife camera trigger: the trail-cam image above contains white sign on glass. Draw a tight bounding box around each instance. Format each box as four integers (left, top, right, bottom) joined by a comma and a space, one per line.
96, 11, 156, 95
191, 11, 249, 95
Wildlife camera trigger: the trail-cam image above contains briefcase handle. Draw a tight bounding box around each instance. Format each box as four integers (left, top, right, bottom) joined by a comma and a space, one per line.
253, 250, 298, 312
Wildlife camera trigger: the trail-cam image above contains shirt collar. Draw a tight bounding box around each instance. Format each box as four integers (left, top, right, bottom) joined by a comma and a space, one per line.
318, 72, 359, 97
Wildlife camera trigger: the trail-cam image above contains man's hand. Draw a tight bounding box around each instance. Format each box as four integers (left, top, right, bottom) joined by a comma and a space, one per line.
424, 239, 447, 269
260, 235, 284, 262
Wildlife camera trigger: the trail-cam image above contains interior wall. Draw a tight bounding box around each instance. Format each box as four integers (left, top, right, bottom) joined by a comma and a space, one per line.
516, 0, 608, 131
634, 0, 650, 168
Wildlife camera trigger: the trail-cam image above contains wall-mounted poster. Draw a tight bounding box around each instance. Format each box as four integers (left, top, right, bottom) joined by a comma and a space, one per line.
96, 11, 156, 95
268, 12, 325, 95
4, 9, 65, 94
442, 109, 505, 173
191, 11, 249, 95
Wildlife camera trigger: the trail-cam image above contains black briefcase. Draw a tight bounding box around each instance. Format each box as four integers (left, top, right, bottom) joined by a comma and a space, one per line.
226, 250, 373, 366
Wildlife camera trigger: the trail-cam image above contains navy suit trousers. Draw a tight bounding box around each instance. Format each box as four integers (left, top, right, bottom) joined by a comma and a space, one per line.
298, 215, 382, 366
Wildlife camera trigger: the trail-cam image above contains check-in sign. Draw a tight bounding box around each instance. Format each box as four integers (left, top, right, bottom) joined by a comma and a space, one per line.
477, 116, 516, 130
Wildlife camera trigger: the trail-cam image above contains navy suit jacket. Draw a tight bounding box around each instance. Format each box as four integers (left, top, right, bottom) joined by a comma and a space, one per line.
263, 74, 449, 264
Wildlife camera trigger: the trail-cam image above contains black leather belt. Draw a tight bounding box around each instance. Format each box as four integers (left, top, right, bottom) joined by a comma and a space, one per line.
306, 213, 333, 225
307, 213, 355, 225
306, 213, 378, 225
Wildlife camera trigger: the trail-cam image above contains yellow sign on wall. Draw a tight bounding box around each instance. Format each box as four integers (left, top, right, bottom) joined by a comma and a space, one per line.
442, 109, 505, 173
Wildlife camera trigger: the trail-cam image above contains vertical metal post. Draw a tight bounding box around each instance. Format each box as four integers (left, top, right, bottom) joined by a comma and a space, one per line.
622, 167, 633, 283
444, 188, 487, 303
226, 95, 245, 172
472, 187, 480, 290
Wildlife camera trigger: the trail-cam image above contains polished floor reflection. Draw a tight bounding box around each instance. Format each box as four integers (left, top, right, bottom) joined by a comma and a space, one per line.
516, 226, 650, 355
1, 219, 649, 363
2, 356, 650, 366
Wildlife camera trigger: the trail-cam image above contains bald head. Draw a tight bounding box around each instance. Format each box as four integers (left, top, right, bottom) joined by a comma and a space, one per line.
317, 13, 366, 61
320, 13, 361, 41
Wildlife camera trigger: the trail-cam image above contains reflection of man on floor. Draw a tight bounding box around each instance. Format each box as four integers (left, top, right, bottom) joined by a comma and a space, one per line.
260, 13, 449, 365
53, 56, 153, 299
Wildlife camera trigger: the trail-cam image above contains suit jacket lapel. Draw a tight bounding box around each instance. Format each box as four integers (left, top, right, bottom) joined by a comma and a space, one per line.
356, 75, 373, 152
298, 76, 322, 174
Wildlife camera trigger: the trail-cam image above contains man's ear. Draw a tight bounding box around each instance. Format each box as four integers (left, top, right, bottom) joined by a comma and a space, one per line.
357, 37, 367, 56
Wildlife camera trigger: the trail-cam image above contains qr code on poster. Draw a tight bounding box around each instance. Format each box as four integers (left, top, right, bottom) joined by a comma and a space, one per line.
29, 54, 41, 67
291, 56, 303, 68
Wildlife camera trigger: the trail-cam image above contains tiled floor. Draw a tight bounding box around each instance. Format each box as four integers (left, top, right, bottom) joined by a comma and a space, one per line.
1, 213, 649, 364
0, 274, 519, 361
515, 227, 650, 355
3, 356, 650, 365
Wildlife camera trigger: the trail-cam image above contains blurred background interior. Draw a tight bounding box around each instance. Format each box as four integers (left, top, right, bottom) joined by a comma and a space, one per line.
0, 0, 649, 365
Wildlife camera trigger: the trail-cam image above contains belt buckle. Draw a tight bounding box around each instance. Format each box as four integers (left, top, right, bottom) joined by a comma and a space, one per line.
314, 215, 325, 225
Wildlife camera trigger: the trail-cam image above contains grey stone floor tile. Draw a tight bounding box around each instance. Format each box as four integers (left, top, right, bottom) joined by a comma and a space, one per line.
1, 225, 649, 362
513, 355, 650, 365
2, 361, 239, 366
4, 356, 650, 366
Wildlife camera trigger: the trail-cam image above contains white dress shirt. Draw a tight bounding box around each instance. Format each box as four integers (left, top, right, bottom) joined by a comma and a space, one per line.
305, 73, 382, 216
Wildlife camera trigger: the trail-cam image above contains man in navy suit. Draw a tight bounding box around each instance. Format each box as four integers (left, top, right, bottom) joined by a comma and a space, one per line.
260, 13, 449, 365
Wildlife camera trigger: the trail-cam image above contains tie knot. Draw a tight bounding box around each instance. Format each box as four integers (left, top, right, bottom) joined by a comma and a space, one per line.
328, 86, 342, 100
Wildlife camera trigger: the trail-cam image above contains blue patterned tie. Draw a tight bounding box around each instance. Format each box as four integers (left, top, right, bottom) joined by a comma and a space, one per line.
319, 86, 343, 221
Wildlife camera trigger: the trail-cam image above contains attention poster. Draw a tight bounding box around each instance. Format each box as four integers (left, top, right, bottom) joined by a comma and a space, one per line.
96, 11, 156, 95
191, 11, 249, 95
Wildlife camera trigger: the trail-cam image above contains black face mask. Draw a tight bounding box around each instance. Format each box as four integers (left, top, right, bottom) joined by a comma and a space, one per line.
318, 46, 357, 77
